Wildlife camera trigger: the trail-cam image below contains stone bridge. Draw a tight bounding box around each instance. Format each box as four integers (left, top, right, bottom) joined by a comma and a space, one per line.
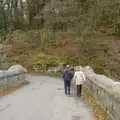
0, 64, 119, 120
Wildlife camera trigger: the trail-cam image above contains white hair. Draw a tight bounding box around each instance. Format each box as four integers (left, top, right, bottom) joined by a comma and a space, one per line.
75, 66, 82, 71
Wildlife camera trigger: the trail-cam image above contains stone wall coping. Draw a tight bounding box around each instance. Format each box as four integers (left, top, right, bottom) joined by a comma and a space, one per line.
83, 66, 120, 103
0, 71, 24, 79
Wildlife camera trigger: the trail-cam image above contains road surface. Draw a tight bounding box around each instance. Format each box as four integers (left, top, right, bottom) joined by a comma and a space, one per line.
0, 75, 94, 120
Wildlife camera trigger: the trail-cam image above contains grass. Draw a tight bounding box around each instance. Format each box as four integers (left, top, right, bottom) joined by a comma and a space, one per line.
0, 80, 30, 96
83, 86, 109, 120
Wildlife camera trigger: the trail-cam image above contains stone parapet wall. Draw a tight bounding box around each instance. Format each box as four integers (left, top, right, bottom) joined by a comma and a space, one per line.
0, 65, 27, 87
82, 66, 120, 120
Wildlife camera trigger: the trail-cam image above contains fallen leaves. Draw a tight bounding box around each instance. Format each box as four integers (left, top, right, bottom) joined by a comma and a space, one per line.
0, 81, 30, 96
83, 86, 109, 120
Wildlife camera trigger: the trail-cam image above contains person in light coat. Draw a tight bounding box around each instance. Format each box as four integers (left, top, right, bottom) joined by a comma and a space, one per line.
73, 66, 86, 97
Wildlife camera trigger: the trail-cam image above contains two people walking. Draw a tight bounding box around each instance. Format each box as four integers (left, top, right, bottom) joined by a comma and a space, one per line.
62, 65, 86, 96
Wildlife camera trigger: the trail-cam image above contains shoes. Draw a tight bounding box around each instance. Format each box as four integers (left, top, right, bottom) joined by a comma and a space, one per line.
68, 92, 70, 95
65, 92, 70, 95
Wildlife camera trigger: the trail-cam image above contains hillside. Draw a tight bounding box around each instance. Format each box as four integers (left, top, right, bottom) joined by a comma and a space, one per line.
0, 0, 120, 80
1, 30, 119, 80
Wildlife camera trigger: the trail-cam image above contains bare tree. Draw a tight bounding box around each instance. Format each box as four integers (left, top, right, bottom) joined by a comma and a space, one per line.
0, 0, 26, 65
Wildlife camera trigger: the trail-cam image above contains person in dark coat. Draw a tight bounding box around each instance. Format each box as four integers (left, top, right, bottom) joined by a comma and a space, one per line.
62, 65, 74, 95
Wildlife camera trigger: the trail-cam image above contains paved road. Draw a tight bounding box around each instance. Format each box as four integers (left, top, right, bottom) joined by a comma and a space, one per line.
0, 75, 94, 120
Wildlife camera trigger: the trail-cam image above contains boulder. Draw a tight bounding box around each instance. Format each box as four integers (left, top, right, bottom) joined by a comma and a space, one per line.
8, 64, 27, 73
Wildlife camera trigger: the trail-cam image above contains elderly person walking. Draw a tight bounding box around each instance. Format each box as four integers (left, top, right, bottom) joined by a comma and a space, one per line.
73, 66, 86, 97
62, 65, 74, 95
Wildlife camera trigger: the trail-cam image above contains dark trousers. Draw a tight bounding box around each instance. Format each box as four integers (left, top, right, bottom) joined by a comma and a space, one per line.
77, 85, 82, 96
64, 80, 71, 95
